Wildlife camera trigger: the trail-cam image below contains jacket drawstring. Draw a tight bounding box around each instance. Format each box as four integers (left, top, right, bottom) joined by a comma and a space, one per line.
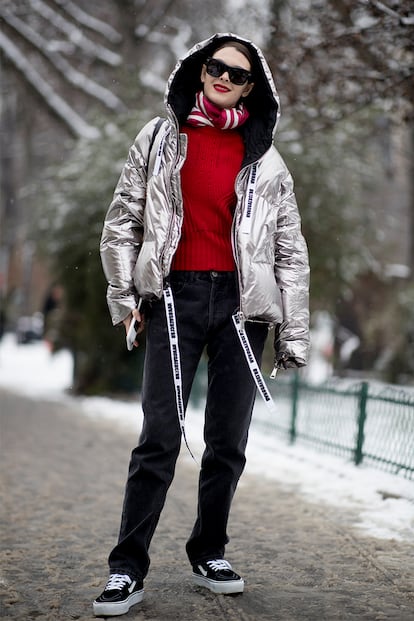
232, 311, 277, 415
163, 283, 197, 462
163, 283, 277, 463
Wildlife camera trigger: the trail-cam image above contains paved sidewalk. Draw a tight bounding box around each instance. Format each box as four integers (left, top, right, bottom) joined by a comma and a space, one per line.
1, 388, 413, 620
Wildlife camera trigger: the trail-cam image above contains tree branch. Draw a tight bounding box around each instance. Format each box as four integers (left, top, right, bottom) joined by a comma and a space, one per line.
29, 0, 122, 66
0, 8, 126, 111
0, 30, 100, 139
52, 0, 122, 44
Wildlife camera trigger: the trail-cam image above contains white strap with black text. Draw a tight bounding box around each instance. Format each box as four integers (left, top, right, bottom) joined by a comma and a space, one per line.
163, 284, 197, 461
239, 163, 258, 235
152, 127, 168, 176
234, 161, 276, 412
232, 312, 277, 415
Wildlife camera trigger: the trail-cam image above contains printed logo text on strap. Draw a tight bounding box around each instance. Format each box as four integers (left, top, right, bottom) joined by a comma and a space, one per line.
232, 312, 277, 415
163, 285, 197, 462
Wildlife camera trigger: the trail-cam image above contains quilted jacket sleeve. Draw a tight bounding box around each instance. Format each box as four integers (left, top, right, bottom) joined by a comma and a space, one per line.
100, 119, 159, 325
273, 170, 310, 366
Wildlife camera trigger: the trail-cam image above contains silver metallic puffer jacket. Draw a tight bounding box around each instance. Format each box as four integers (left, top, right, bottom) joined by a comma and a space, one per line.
101, 33, 310, 365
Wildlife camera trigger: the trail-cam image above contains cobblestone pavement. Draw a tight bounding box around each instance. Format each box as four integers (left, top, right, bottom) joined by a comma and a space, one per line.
1, 389, 413, 620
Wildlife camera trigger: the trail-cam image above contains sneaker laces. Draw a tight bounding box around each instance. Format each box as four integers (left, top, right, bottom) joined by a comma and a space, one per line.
206, 559, 232, 572
105, 574, 132, 591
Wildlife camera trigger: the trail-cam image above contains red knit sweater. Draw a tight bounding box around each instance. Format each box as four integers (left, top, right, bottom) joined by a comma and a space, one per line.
171, 125, 244, 271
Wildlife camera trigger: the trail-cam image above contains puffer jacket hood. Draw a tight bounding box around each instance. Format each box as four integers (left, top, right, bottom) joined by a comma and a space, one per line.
165, 33, 280, 166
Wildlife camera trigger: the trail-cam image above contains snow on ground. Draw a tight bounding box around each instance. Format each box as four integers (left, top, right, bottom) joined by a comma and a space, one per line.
1, 333, 413, 543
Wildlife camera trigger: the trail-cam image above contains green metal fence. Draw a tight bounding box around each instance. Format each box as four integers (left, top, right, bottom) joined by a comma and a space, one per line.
253, 374, 414, 480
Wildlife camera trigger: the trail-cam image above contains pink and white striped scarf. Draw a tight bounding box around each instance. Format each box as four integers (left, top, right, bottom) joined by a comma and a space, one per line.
186, 91, 249, 130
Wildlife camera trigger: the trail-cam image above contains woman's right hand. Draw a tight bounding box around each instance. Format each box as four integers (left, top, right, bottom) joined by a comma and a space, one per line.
123, 306, 145, 348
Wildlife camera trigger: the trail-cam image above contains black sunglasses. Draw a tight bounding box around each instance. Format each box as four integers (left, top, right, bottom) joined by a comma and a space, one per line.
205, 57, 253, 86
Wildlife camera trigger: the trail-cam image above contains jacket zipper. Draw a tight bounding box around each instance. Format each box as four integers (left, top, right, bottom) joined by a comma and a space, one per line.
159, 110, 186, 281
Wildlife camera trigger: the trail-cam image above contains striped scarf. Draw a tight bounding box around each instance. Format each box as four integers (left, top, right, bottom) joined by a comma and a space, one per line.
186, 91, 249, 130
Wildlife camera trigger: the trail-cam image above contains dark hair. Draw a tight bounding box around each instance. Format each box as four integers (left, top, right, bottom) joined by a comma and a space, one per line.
210, 41, 254, 70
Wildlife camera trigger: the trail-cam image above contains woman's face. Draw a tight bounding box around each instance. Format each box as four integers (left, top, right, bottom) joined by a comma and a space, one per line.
201, 46, 254, 109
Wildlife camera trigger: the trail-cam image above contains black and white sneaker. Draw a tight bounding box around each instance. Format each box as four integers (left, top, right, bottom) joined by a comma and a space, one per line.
192, 559, 244, 594
93, 573, 144, 617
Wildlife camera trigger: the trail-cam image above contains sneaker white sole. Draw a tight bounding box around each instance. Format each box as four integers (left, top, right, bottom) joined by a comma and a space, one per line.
192, 573, 244, 594
92, 589, 144, 616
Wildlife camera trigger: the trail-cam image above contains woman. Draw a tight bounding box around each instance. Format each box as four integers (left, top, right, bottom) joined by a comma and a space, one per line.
94, 33, 309, 617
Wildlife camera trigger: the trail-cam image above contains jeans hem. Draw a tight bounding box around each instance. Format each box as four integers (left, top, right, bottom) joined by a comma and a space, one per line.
109, 568, 144, 582
189, 554, 225, 567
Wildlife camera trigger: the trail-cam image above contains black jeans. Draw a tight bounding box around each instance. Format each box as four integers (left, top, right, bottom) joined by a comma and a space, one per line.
108, 271, 268, 580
